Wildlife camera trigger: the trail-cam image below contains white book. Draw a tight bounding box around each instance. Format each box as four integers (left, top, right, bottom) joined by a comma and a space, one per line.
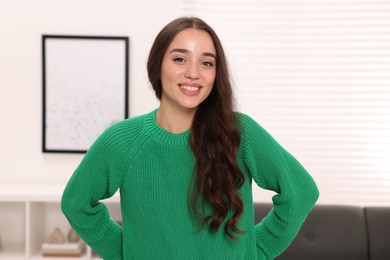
42, 241, 85, 250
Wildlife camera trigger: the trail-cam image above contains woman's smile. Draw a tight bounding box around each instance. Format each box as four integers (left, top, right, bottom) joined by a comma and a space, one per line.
179, 83, 202, 96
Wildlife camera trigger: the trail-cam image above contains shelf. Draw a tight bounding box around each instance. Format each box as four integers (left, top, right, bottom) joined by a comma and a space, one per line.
30, 255, 90, 260
0, 244, 25, 260
0, 184, 64, 202
0, 184, 120, 260
0, 202, 25, 259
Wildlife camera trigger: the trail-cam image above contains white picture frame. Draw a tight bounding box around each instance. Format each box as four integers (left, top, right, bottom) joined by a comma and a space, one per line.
42, 35, 129, 153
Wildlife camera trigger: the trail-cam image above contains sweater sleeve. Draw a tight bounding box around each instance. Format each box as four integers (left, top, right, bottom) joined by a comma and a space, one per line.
239, 114, 319, 259
61, 125, 126, 260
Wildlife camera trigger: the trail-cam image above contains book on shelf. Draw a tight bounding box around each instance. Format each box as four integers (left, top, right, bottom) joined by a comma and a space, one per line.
42, 241, 86, 257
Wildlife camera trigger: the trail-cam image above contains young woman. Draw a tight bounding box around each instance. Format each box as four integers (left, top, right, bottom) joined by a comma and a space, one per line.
62, 17, 319, 260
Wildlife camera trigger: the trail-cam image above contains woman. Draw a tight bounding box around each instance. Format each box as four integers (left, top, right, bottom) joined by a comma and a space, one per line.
62, 17, 319, 260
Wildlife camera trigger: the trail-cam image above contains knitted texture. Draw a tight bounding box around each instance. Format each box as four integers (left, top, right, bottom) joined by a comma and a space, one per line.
61, 109, 319, 260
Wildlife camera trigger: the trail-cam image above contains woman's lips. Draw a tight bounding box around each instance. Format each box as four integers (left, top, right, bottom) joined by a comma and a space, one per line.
179, 84, 201, 96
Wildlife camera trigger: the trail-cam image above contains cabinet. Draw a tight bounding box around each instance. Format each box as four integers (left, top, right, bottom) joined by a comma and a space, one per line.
0, 184, 120, 260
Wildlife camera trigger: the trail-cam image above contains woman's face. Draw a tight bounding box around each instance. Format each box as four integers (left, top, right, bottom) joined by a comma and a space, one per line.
160, 28, 216, 112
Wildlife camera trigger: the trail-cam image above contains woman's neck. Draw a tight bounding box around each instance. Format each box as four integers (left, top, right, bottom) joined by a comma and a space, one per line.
156, 105, 196, 134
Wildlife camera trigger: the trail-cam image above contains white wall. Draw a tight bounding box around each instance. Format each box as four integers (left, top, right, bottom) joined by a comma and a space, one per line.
0, 0, 182, 184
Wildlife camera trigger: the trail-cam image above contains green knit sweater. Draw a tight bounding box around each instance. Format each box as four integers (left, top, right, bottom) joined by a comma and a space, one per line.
61, 109, 319, 260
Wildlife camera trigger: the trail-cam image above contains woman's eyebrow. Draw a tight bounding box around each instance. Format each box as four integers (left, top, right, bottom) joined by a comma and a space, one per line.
202, 52, 217, 59
169, 48, 216, 59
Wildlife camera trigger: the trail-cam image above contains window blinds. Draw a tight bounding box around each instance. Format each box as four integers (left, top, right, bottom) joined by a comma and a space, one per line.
182, 0, 390, 206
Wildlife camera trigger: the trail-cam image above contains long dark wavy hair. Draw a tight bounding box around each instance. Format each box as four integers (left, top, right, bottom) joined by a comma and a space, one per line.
147, 17, 245, 239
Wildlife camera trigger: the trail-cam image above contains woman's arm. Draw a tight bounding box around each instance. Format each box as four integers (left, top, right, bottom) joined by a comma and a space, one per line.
239, 114, 319, 259
61, 126, 125, 260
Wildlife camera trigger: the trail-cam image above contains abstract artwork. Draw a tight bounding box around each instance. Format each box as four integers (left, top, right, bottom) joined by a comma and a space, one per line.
42, 35, 129, 153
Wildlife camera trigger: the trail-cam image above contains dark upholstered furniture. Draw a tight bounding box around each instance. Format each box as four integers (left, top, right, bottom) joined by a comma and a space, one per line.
254, 203, 390, 260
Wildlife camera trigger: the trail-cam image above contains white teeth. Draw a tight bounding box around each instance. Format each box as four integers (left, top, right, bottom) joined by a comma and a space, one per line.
181, 85, 200, 92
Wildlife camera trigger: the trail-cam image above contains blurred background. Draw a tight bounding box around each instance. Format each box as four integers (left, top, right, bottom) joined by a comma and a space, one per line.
0, 0, 389, 206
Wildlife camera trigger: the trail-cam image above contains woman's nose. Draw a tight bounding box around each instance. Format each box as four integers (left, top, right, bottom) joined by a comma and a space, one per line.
184, 62, 199, 80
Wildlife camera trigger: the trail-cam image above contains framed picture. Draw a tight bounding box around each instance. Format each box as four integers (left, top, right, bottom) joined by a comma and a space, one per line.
42, 35, 129, 153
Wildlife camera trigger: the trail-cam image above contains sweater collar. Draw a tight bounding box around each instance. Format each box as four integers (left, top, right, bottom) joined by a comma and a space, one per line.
144, 109, 191, 146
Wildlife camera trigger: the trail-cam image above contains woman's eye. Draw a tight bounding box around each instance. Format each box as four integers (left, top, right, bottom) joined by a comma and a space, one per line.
203, 61, 214, 67
173, 57, 186, 63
